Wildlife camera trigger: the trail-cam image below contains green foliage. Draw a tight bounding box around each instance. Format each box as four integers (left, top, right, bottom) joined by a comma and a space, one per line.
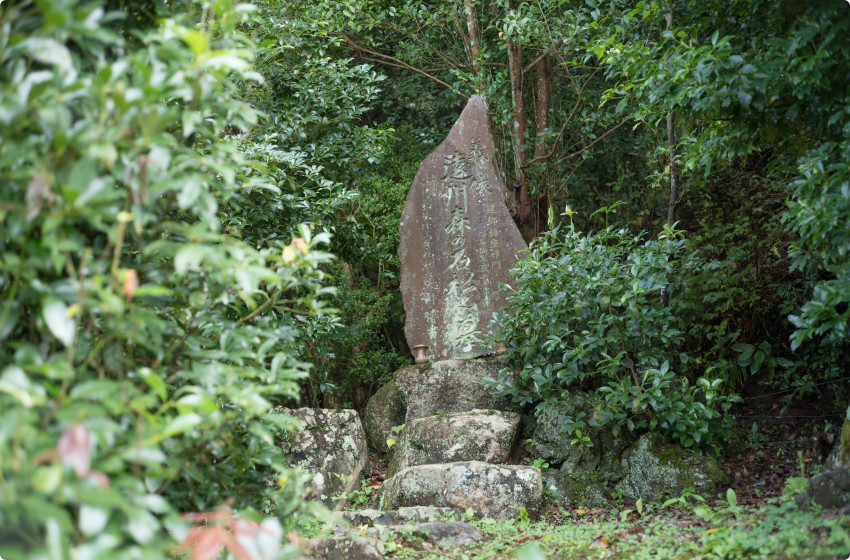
605, 0, 850, 350
781, 477, 809, 500
333, 478, 373, 509
295, 128, 426, 407
0, 1, 331, 557
659, 159, 848, 404
490, 210, 739, 454
238, 7, 431, 406
399, 501, 850, 560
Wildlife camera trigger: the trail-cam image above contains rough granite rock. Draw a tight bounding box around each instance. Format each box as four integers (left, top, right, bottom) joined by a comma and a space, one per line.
826, 410, 850, 470
396, 506, 461, 523
395, 357, 521, 421
532, 405, 633, 470
795, 468, 850, 511
331, 520, 481, 549
378, 461, 542, 520
302, 536, 384, 560
398, 94, 526, 360
541, 468, 611, 508
614, 433, 726, 502
530, 404, 633, 505
387, 409, 522, 477
336, 509, 397, 527
363, 381, 407, 460
406, 522, 482, 547
276, 408, 369, 509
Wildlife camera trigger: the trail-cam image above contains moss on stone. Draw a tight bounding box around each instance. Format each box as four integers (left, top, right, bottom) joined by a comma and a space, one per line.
647, 437, 687, 467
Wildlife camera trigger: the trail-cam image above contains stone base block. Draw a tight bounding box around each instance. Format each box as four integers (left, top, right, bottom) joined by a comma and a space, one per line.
378, 461, 541, 520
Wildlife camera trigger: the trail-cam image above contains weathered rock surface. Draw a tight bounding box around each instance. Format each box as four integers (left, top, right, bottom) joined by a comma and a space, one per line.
363, 381, 407, 460
398, 94, 526, 361
826, 410, 850, 470
532, 406, 633, 472
541, 468, 611, 508
379, 461, 542, 520
337, 509, 397, 527
388, 409, 522, 477
614, 433, 726, 502
277, 408, 369, 508
529, 403, 726, 505
530, 404, 632, 505
796, 468, 850, 511
396, 506, 461, 523
330, 520, 481, 550
407, 522, 482, 546
395, 358, 521, 421
303, 536, 384, 560
335, 506, 460, 527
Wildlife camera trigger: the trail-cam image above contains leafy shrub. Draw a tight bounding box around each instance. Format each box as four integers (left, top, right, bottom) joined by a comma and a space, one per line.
666, 159, 849, 406
605, 0, 850, 351
296, 128, 427, 408
489, 207, 739, 455
237, 6, 419, 407
0, 1, 329, 557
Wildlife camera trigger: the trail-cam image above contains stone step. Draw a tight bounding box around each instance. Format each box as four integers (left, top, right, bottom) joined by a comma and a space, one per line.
378, 460, 542, 521
310, 521, 482, 559
363, 357, 527, 462
302, 536, 384, 560
335, 506, 461, 527
387, 409, 522, 477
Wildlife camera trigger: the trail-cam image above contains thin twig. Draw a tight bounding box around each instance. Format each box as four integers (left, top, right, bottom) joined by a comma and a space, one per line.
523, 51, 548, 74
238, 293, 279, 323
344, 36, 467, 97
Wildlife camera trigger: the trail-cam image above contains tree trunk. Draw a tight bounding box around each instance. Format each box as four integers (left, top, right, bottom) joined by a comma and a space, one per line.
464, 1, 483, 93
532, 54, 550, 235
506, 1, 533, 242
660, 7, 678, 308
506, 36, 526, 186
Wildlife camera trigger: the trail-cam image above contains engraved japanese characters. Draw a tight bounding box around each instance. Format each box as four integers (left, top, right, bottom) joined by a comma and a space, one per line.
398, 95, 527, 360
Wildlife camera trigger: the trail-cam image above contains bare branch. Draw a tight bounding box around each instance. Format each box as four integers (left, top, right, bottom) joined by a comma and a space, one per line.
529, 121, 626, 165
343, 36, 467, 97
522, 51, 548, 75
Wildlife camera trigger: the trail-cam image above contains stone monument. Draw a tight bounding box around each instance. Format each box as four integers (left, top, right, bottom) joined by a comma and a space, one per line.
398, 95, 526, 361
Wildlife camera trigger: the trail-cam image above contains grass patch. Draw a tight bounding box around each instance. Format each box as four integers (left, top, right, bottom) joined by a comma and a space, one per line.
387, 500, 850, 559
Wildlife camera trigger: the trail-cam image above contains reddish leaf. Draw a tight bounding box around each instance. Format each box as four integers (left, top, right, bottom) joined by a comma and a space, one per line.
33, 449, 60, 465
57, 423, 93, 477
185, 527, 225, 560
122, 269, 139, 302
223, 532, 252, 560
87, 470, 110, 488
182, 508, 233, 524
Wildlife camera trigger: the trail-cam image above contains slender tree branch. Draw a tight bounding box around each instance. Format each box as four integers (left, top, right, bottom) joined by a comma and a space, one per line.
343, 36, 467, 97
238, 292, 279, 323
526, 89, 582, 164
421, 62, 508, 72
522, 51, 548, 74
451, 8, 472, 64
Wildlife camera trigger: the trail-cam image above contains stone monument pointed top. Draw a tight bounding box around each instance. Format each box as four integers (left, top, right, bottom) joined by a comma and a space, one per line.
398, 95, 527, 361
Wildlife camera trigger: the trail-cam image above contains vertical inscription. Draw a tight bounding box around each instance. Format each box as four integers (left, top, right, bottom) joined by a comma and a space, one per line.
399, 95, 527, 361
439, 140, 494, 355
